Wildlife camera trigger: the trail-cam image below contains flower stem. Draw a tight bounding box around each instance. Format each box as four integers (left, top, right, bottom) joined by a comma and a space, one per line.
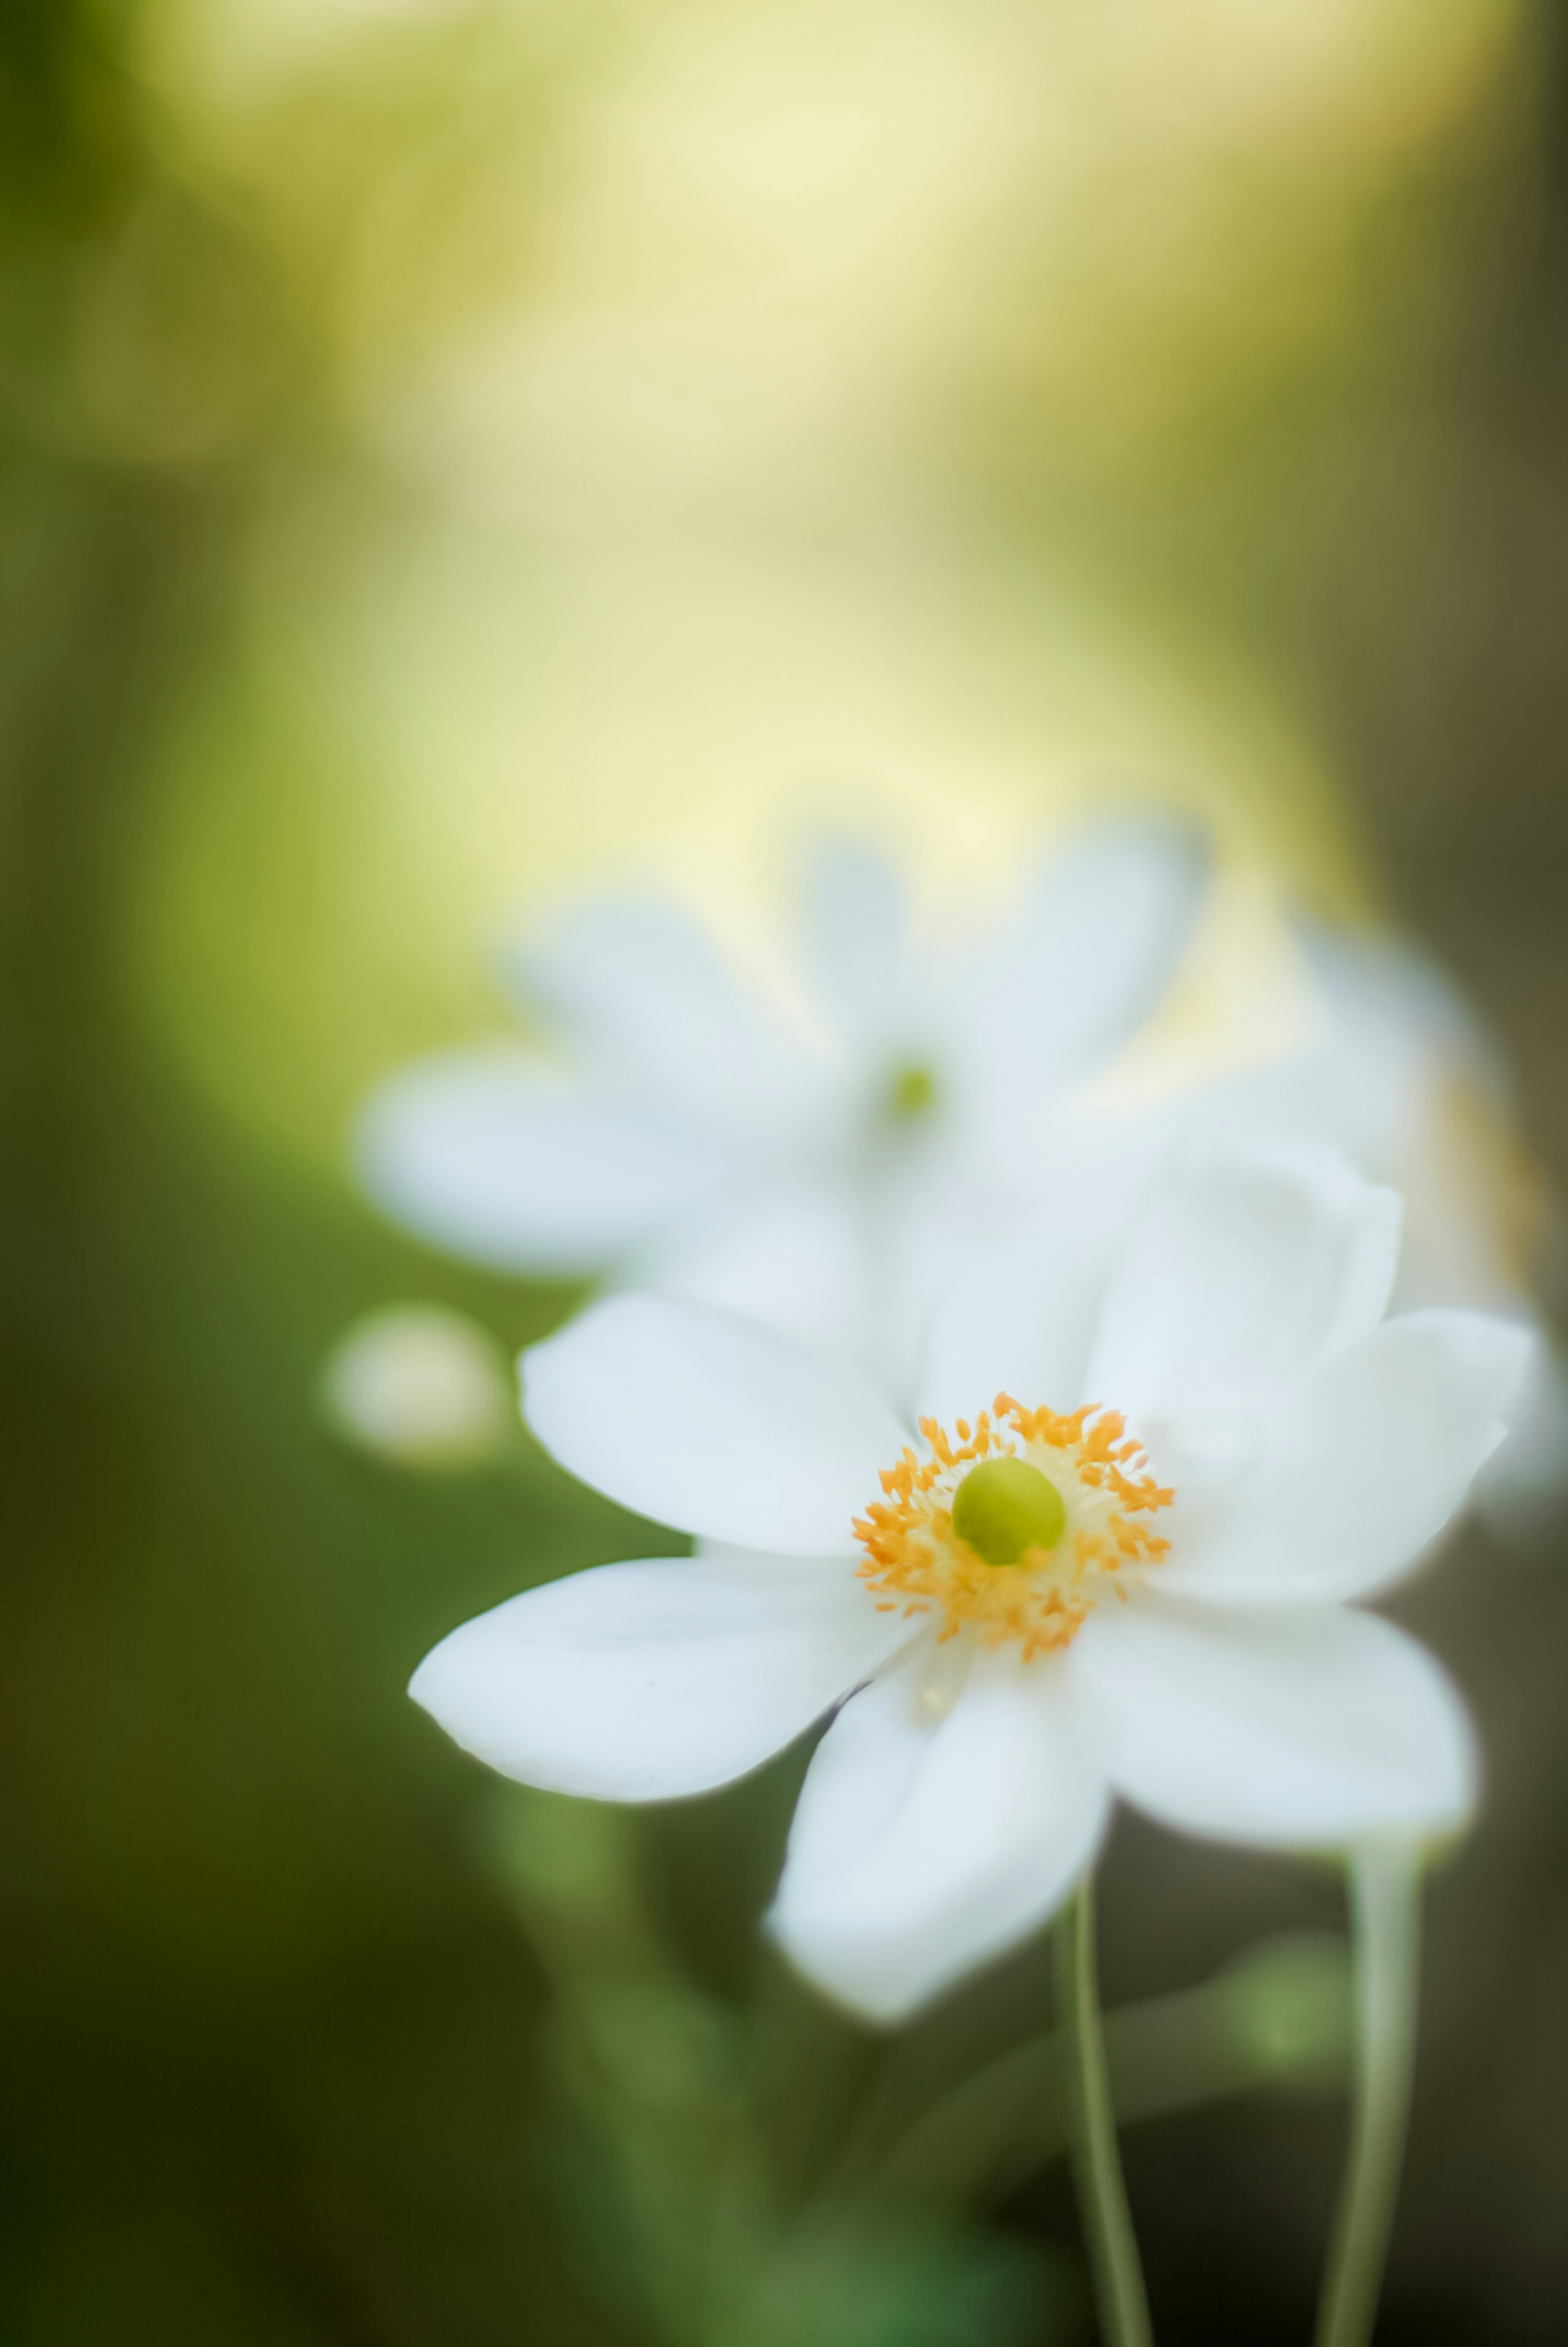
1314, 1842, 1423, 2347
1054, 1878, 1154, 2347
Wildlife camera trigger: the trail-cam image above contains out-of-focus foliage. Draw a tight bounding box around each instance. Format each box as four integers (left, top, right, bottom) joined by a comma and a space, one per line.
6, 2, 1568, 2342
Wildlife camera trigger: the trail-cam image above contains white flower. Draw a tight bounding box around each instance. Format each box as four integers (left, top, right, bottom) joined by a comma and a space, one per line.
1194, 923, 1536, 1315
1184, 921, 1566, 1517
410, 1147, 1528, 2024
357, 817, 1210, 1390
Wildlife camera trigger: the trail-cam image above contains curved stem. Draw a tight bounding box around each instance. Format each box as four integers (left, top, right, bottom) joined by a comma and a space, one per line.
1314, 1843, 1423, 2347
1054, 1879, 1154, 2347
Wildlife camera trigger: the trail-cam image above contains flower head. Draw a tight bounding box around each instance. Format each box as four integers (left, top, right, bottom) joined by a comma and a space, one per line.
357, 817, 1211, 1385
855, 1400, 1172, 1657
410, 1147, 1528, 2023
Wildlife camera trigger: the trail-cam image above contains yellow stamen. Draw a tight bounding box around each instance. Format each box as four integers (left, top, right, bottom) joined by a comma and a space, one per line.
853, 1395, 1174, 1660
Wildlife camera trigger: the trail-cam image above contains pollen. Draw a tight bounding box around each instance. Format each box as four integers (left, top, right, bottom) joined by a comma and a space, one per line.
853, 1396, 1174, 1660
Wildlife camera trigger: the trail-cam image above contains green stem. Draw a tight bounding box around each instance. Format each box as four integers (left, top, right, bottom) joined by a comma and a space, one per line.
1314, 1843, 1423, 2347
1054, 1879, 1154, 2347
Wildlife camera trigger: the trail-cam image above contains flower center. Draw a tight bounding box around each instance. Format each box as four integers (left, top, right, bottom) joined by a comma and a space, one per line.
853, 1395, 1174, 1658
884, 1060, 938, 1122
951, 1457, 1065, 1564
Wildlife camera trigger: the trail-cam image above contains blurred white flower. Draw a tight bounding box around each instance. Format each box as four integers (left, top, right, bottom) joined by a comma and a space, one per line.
1188, 926, 1532, 1311
1183, 924, 1566, 1518
358, 816, 1209, 1394
320, 1303, 514, 1466
409, 1147, 1526, 2022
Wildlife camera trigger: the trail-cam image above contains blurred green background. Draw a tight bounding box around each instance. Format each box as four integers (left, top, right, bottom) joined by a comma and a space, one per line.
5, 2, 1568, 2340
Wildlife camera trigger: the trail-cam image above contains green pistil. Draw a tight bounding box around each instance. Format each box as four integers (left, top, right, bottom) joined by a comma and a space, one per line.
885, 1061, 938, 1122
952, 1457, 1066, 1566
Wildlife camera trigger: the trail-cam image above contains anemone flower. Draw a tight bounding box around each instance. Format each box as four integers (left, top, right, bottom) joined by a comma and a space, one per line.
358, 817, 1209, 1388
1181, 921, 1565, 1517
410, 1147, 1526, 2023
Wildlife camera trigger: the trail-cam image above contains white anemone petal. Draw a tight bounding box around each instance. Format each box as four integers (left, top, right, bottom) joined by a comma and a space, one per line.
799, 837, 909, 1049
509, 894, 824, 1141
1478, 1328, 1568, 1528
966, 816, 1212, 1095
1164, 1310, 1534, 1605
915, 1169, 1140, 1427
523, 1295, 909, 1552
1085, 1147, 1403, 1455
635, 1185, 876, 1365
1076, 1596, 1475, 1848
770, 1641, 1110, 2024
410, 1551, 911, 1800
357, 1047, 734, 1274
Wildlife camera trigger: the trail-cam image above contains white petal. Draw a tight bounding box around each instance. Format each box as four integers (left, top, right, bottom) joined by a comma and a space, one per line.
1163, 1310, 1534, 1606
635, 1184, 877, 1364
523, 1295, 909, 1552
508, 893, 825, 1141
411, 1551, 912, 1800
798, 837, 909, 1049
770, 1641, 1110, 2024
357, 1046, 733, 1274
1085, 1146, 1403, 1452
1177, 924, 1523, 1321
1076, 1596, 1475, 1848
1295, 921, 1506, 1150
967, 815, 1212, 1092
643, 1177, 981, 1429
914, 1167, 1141, 1427
1187, 924, 1452, 1180
1477, 1328, 1568, 1531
